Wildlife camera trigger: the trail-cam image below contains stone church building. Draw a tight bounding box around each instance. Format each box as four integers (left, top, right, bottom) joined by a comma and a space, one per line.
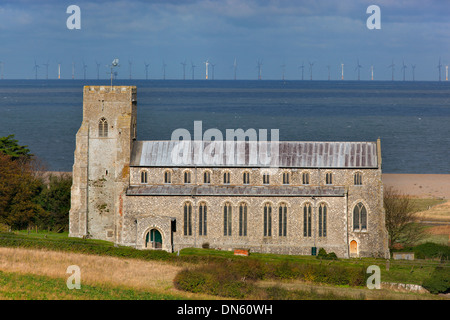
69, 86, 390, 258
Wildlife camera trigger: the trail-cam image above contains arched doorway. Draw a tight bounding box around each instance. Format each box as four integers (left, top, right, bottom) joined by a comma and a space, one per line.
145, 229, 162, 249
350, 240, 358, 256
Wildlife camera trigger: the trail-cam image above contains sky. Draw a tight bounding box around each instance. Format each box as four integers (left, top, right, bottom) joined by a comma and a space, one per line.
0, 0, 449, 80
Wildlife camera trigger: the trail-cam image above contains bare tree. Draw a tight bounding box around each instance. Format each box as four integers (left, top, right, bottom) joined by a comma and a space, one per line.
383, 186, 426, 247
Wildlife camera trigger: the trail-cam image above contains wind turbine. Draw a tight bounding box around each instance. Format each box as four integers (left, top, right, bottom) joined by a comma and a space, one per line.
95, 61, 101, 80
401, 60, 407, 81
204, 59, 209, 80
308, 61, 314, 80
72, 61, 75, 79
33, 60, 40, 80
210, 63, 216, 80
388, 60, 395, 81
144, 61, 149, 80
233, 58, 237, 80
162, 60, 167, 80
57, 61, 61, 79
82, 60, 87, 80
446, 65, 449, 81
355, 59, 362, 81
298, 62, 304, 80
411, 64, 416, 81
43, 61, 49, 79
191, 61, 196, 80
256, 59, 263, 80
370, 65, 374, 81
128, 60, 133, 80
281, 61, 286, 80
437, 57, 442, 81
341, 63, 344, 80
181, 59, 187, 80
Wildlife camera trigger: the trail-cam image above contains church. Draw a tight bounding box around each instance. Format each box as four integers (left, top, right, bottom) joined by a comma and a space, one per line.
69, 86, 390, 259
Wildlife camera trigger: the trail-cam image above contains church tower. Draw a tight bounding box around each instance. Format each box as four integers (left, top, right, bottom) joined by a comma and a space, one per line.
69, 86, 137, 242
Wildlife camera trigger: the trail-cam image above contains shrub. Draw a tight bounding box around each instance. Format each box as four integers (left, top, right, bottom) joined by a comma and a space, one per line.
316, 248, 338, 260
422, 266, 450, 294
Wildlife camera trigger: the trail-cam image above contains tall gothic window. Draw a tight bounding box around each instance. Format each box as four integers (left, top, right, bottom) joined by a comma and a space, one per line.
199, 202, 207, 236
318, 203, 327, 237
98, 118, 108, 137
183, 202, 192, 236
263, 203, 272, 237
239, 203, 247, 236
278, 203, 287, 237
223, 202, 232, 236
353, 202, 367, 231
303, 203, 312, 237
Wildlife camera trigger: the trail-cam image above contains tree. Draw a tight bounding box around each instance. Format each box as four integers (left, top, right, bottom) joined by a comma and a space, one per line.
383, 186, 426, 247
0, 135, 32, 160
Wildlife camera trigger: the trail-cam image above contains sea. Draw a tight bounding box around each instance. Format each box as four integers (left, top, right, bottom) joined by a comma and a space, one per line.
0, 79, 449, 174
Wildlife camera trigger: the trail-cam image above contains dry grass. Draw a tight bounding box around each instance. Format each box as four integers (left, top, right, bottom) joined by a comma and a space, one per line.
0, 247, 182, 293
415, 201, 450, 222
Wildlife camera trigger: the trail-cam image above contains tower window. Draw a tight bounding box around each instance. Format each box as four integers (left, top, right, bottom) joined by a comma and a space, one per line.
223, 171, 230, 184
354, 172, 363, 185
325, 172, 333, 185
140, 170, 148, 184
243, 171, 250, 185
262, 173, 270, 185
184, 171, 191, 184
282, 172, 290, 185
98, 117, 108, 138
204, 171, 211, 184
302, 172, 310, 185
164, 170, 172, 184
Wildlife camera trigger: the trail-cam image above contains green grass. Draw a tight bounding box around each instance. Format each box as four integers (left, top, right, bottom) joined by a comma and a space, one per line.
0, 270, 185, 300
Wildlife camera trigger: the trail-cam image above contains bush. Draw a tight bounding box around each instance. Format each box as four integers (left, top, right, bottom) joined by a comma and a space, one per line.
422, 266, 450, 294
316, 248, 338, 260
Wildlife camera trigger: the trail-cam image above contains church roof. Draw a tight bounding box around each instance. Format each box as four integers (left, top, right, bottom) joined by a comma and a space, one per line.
130, 140, 379, 169
126, 184, 347, 197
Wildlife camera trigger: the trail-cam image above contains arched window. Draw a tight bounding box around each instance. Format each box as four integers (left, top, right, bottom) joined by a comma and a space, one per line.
302, 172, 310, 185
278, 203, 287, 237
203, 171, 211, 184
263, 203, 272, 237
325, 172, 333, 185
199, 202, 207, 236
303, 203, 312, 237
184, 170, 191, 184
318, 203, 327, 237
223, 202, 232, 236
239, 203, 247, 236
223, 171, 230, 184
243, 171, 250, 185
353, 202, 367, 231
354, 172, 363, 185
282, 172, 290, 185
164, 170, 172, 184
98, 118, 108, 138
140, 170, 148, 184
183, 202, 192, 236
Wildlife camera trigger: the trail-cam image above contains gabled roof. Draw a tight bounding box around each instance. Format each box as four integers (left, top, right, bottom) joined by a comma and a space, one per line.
130, 140, 379, 169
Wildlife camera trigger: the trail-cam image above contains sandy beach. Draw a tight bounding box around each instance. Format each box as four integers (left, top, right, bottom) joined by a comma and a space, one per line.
383, 174, 450, 199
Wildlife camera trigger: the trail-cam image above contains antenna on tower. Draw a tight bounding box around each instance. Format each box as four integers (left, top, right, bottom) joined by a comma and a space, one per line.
298, 62, 304, 80
401, 60, 407, 81
144, 61, 149, 80
256, 59, 263, 80
437, 57, 442, 81
355, 59, 362, 81
388, 60, 395, 81
411, 64, 416, 81
181, 59, 187, 80
308, 61, 314, 80
33, 59, 40, 80
108, 58, 120, 87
